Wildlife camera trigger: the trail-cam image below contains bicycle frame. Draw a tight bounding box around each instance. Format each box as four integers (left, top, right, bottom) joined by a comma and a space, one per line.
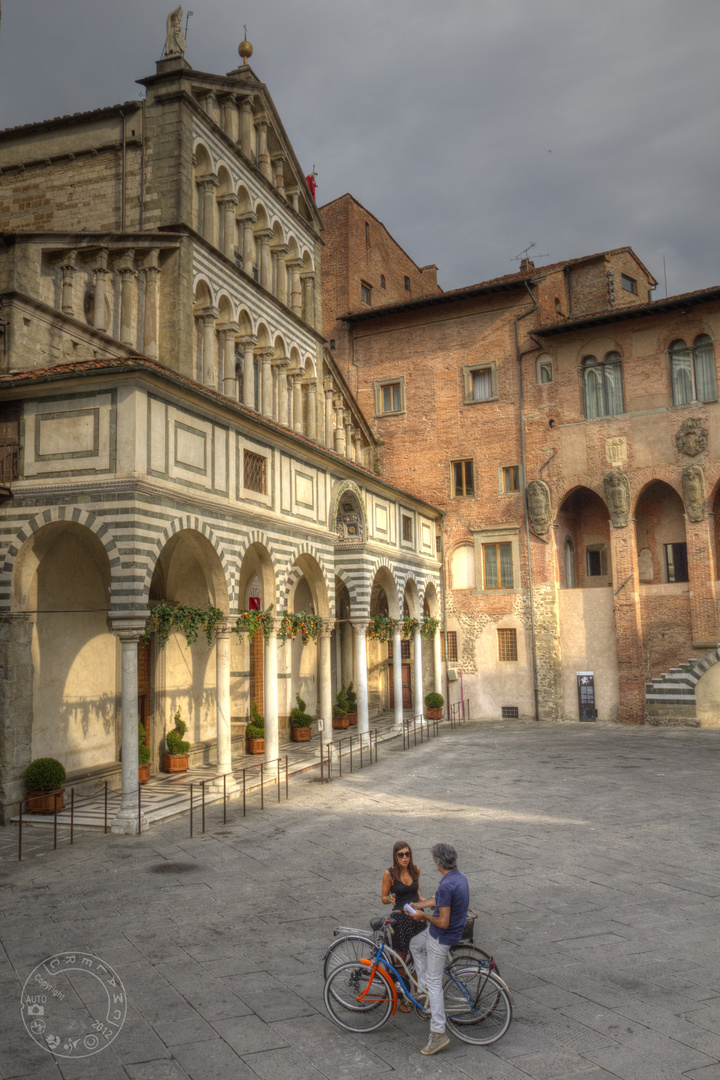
359, 942, 493, 1016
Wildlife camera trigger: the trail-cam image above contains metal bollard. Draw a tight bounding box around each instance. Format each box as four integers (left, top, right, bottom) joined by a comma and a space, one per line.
70, 789, 75, 846
104, 781, 108, 834
285, 755, 289, 799
260, 762, 264, 809
201, 780, 206, 835
190, 783, 193, 837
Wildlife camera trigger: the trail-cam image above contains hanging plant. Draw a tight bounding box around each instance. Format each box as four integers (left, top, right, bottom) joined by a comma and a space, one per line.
421, 616, 439, 638
144, 602, 224, 650
234, 605, 274, 644
279, 611, 323, 645
401, 616, 419, 640
368, 613, 396, 642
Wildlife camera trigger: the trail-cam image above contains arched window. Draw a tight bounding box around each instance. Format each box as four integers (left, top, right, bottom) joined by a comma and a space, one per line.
582, 352, 624, 419
670, 336, 717, 405
564, 538, 576, 588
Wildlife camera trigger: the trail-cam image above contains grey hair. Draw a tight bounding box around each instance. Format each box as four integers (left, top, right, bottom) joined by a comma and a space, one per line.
432, 843, 457, 870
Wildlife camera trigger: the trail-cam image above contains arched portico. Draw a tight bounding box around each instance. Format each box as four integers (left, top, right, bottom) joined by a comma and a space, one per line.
403, 577, 425, 719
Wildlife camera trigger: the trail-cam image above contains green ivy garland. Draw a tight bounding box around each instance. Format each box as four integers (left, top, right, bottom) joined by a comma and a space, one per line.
234, 606, 274, 644
143, 602, 224, 650
421, 616, 439, 638
368, 613, 397, 642
279, 611, 323, 645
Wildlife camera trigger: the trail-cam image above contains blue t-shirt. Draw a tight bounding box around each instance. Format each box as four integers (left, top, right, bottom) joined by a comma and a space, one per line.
429, 868, 470, 945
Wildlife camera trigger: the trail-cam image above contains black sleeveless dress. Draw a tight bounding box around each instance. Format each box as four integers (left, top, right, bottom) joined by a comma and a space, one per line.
388, 868, 424, 953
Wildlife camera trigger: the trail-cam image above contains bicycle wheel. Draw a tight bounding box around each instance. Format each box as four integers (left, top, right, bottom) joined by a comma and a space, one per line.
324, 961, 394, 1033
323, 935, 377, 980
443, 966, 512, 1045
448, 942, 500, 977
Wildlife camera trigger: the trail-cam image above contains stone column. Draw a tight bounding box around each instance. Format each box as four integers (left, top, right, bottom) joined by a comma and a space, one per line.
318, 623, 334, 749
111, 621, 149, 835
413, 626, 424, 720
609, 524, 645, 723
218, 323, 240, 398
687, 515, 718, 645
291, 372, 304, 434
142, 250, 160, 360
264, 620, 279, 764
273, 357, 290, 426
287, 187, 300, 212
239, 97, 255, 157
334, 395, 346, 456
221, 95, 238, 141
300, 272, 315, 325
344, 416, 353, 460
272, 154, 286, 196
288, 258, 303, 316
199, 307, 219, 388
433, 625, 443, 696
220, 194, 239, 261
216, 622, 232, 776
257, 229, 273, 291
198, 174, 219, 244
272, 244, 289, 304
118, 250, 136, 347
352, 620, 370, 742
239, 211, 257, 274
93, 249, 109, 332
324, 378, 335, 448
238, 334, 257, 409
305, 380, 318, 442
392, 626, 404, 730
353, 433, 364, 468
201, 91, 220, 125
60, 250, 77, 315
257, 347, 275, 418
256, 118, 271, 180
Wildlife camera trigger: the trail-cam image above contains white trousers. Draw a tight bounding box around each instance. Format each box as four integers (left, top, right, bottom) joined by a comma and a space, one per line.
410, 927, 450, 1033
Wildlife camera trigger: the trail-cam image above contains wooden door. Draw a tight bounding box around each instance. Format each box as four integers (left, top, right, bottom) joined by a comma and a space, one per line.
389, 663, 413, 709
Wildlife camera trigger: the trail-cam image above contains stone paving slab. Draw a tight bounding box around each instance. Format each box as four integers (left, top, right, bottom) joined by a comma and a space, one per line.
4, 720, 720, 1077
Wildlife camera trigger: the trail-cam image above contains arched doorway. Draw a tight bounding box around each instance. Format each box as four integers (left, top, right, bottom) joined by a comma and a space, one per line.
284, 553, 330, 735
369, 567, 401, 714
237, 541, 276, 726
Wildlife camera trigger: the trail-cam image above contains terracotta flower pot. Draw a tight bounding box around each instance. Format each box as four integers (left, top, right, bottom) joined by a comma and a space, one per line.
291, 726, 312, 742
346, 712, 358, 726
163, 753, 189, 773
27, 789, 65, 814
139, 763, 151, 784
332, 716, 350, 730
426, 708, 443, 720
247, 737, 265, 755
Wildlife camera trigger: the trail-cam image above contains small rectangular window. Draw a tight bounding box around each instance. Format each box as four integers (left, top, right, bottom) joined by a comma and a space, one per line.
483, 543, 514, 589
540, 362, 553, 383
381, 274, 386, 288
501, 706, 519, 718
497, 628, 518, 661
330, 339, 336, 350
404, 276, 411, 291
502, 466, 519, 492
244, 450, 267, 494
472, 368, 493, 401
621, 273, 637, 294
586, 546, 607, 577
451, 459, 475, 498
382, 383, 402, 414
441, 632, 458, 663
365, 221, 370, 243
402, 515, 413, 542
361, 282, 372, 304
665, 542, 689, 583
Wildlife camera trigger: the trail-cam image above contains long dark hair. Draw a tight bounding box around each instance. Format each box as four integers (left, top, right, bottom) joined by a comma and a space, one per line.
391, 840, 419, 881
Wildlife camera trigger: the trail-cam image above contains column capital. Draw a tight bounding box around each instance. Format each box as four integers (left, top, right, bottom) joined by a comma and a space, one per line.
254, 345, 275, 361
94, 248, 109, 272
219, 92, 237, 107
117, 249, 136, 274
351, 618, 370, 633
324, 377, 335, 394
239, 95, 255, 112
238, 210, 258, 225
255, 227, 274, 241
288, 368, 305, 385
333, 393, 345, 410
217, 321, 240, 337
197, 306, 219, 323
198, 172, 220, 190
287, 256, 304, 271
237, 333, 257, 349
110, 616, 147, 641
219, 192, 239, 208
143, 247, 160, 272
60, 248, 77, 272
270, 242, 290, 256
299, 269, 316, 282
254, 115, 270, 131
319, 620, 336, 637
272, 355, 290, 371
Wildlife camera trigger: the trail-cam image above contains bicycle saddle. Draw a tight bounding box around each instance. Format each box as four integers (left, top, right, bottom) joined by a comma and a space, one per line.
370, 917, 385, 931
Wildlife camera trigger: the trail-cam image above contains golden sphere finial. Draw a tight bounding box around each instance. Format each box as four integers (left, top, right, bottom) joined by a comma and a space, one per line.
239, 24, 253, 64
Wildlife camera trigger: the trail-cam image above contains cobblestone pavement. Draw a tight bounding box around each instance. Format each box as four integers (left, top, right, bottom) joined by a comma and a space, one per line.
3, 719, 720, 1080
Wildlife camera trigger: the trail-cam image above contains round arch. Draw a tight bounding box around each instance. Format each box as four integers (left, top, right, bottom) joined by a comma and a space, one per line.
143, 517, 232, 609
403, 577, 422, 618
635, 479, 688, 585
369, 564, 401, 619
554, 485, 611, 588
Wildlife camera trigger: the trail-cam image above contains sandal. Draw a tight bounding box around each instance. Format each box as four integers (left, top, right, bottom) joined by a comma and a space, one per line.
399, 1001, 412, 1013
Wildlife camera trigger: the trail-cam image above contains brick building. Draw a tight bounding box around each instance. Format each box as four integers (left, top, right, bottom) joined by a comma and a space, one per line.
0, 37, 443, 831
321, 195, 720, 727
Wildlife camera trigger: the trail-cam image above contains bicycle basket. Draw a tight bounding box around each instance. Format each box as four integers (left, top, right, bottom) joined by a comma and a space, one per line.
460, 908, 476, 942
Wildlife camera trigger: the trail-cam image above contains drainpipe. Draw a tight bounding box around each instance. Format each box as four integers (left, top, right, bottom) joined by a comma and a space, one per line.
516, 282, 540, 720
437, 510, 452, 716
139, 99, 146, 230
121, 113, 127, 231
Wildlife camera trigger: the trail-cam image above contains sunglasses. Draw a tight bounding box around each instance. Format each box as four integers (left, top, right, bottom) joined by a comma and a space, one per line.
397, 851, 411, 858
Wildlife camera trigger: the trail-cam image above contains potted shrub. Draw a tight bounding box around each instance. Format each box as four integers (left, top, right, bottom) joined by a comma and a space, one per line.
425, 691, 444, 720
332, 687, 350, 730
246, 700, 265, 754
345, 682, 358, 725
290, 693, 314, 742
138, 718, 151, 784
25, 757, 66, 813
163, 707, 190, 772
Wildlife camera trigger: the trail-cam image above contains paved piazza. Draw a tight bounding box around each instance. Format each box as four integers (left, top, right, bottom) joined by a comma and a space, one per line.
3, 720, 720, 1080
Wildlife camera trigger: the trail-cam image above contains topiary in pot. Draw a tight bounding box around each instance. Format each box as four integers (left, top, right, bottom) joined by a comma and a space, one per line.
424, 691, 444, 720
138, 718, 151, 783
345, 682, 358, 725
25, 757, 66, 813
163, 707, 190, 772
290, 693, 314, 741
246, 700, 265, 754
333, 688, 350, 729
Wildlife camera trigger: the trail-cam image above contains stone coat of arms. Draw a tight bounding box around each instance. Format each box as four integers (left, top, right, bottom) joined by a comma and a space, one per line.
675, 418, 708, 458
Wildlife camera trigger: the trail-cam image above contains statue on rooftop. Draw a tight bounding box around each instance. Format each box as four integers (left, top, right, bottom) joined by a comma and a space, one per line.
165, 7, 187, 58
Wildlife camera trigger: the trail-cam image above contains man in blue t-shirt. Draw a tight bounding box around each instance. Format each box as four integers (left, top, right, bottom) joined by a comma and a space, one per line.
409, 842, 470, 1056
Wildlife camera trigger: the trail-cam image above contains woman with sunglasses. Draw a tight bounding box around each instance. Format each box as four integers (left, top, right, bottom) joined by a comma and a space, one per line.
381, 840, 427, 1010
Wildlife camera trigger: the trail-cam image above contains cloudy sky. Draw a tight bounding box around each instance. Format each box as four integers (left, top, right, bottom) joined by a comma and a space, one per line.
1, 0, 718, 296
